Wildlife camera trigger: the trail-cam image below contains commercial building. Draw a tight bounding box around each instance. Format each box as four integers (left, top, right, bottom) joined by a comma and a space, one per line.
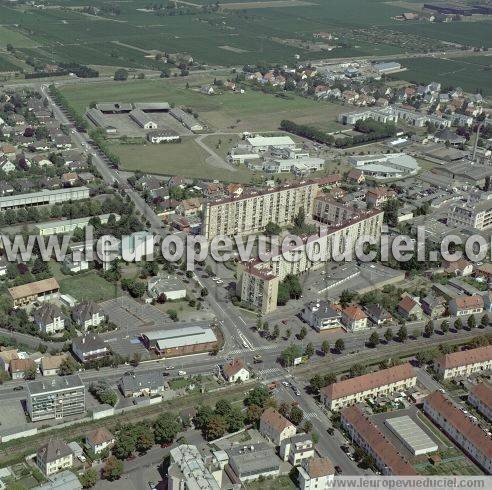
338, 106, 398, 125
469, 383, 492, 421
245, 135, 296, 151
298, 457, 335, 490
35, 214, 119, 236
320, 363, 416, 411
226, 443, 281, 483
0, 187, 90, 211
259, 408, 297, 445
384, 415, 438, 456
373, 62, 402, 75
141, 326, 218, 356
33, 470, 81, 490
147, 275, 186, 301
447, 200, 492, 231
279, 433, 315, 466
423, 391, 492, 474
202, 180, 319, 240
435, 345, 492, 380
26, 374, 86, 421
348, 153, 420, 180
36, 440, 73, 477
71, 334, 110, 364
341, 405, 417, 475
9, 278, 60, 307
168, 444, 220, 490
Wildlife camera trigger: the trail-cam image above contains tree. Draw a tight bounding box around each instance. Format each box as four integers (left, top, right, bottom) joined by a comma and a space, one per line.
25, 364, 37, 380
424, 321, 434, 338
112, 432, 136, 460
335, 338, 345, 353
136, 430, 154, 453
339, 289, 357, 308
349, 363, 366, 378
194, 405, 214, 430
321, 340, 330, 356
309, 374, 324, 394
481, 314, 489, 328
324, 372, 336, 385
299, 326, 307, 340
289, 405, 304, 425
80, 468, 98, 488
303, 420, 313, 433
304, 342, 314, 358
264, 221, 281, 235
246, 404, 263, 425
384, 328, 393, 342
154, 412, 182, 444
285, 328, 291, 340
454, 318, 463, 331
272, 324, 280, 340
102, 456, 123, 481
204, 415, 228, 440
397, 325, 408, 343
368, 331, 379, 348
227, 407, 245, 432
215, 399, 232, 417
441, 320, 450, 333
168, 309, 178, 321
468, 315, 477, 329
114, 68, 128, 81
280, 344, 303, 367
245, 385, 271, 407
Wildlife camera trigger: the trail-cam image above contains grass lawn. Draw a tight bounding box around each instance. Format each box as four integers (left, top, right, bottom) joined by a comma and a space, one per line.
0, 26, 37, 49
59, 271, 121, 302
108, 138, 261, 183
244, 476, 296, 490
61, 78, 345, 132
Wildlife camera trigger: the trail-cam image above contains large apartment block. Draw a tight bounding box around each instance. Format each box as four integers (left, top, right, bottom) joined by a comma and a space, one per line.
201, 181, 318, 240
341, 405, 416, 475
236, 210, 384, 313
469, 383, 492, 422
435, 345, 492, 380
424, 391, 492, 474
321, 363, 416, 411
312, 195, 357, 225
26, 374, 86, 422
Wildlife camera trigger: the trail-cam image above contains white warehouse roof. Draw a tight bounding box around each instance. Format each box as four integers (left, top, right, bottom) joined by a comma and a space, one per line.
246, 135, 296, 148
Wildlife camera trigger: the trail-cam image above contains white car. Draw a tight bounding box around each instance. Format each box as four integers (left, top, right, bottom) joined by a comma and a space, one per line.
178, 370, 187, 376
282, 381, 289, 387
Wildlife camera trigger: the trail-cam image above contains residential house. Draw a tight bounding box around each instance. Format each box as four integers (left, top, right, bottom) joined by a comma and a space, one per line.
301, 300, 342, 331
279, 433, 315, 466
222, 358, 250, 383
10, 358, 36, 380
435, 345, 492, 380
347, 169, 365, 184
71, 334, 109, 364
0, 348, 19, 372
448, 295, 484, 317
71, 301, 105, 331
0, 144, 16, 159
259, 408, 296, 445
443, 258, 473, 276
175, 197, 202, 218
298, 457, 335, 490
119, 371, 167, 397
364, 304, 393, 326
86, 428, 115, 455
61, 172, 78, 187
40, 354, 69, 376
397, 295, 424, 320
421, 294, 446, 319
37, 440, 73, 477
0, 156, 15, 173
341, 305, 368, 331
33, 303, 65, 335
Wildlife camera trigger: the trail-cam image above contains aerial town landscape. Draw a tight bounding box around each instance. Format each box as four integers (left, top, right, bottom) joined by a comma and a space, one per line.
0, 0, 491, 489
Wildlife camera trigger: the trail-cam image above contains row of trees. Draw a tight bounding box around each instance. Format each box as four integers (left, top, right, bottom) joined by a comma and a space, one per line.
48, 84, 88, 131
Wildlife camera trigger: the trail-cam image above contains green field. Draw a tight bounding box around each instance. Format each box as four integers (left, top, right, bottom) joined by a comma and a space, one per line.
59, 271, 121, 302
0, 26, 37, 48
0, 54, 20, 72
108, 138, 258, 183
61, 77, 345, 132
0, 0, 490, 70
393, 56, 492, 95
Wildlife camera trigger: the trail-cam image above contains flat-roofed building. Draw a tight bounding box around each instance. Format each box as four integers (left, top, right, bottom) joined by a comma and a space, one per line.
9, 277, 60, 307
202, 180, 319, 240
279, 433, 314, 466
424, 391, 492, 474
320, 363, 416, 411
226, 443, 281, 483
447, 199, 492, 231
35, 214, 119, 236
0, 186, 90, 211
141, 326, 217, 356
341, 405, 417, 475
385, 415, 438, 456
246, 135, 296, 151
435, 345, 492, 380
26, 374, 85, 421
469, 383, 492, 421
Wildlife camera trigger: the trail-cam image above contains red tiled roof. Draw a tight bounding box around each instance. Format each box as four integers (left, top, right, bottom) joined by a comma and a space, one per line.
304, 457, 335, 478
321, 363, 415, 401
424, 391, 492, 459
437, 345, 492, 370
260, 408, 294, 433
398, 295, 419, 314
452, 295, 484, 310
223, 358, 246, 379
343, 305, 366, 321
470, 383, 492, 411
87, 427, 114, 446
341, 405, 416, 475
10, 358, 35, 373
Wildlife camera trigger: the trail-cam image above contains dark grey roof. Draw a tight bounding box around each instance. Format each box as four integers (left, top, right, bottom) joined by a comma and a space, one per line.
37, 439, 72, 464
33, 303, 63, 325
226, 443, 280, 475
72, 334, 107, 353
120, 370, 165, 393
27, 374, 84, 395
72, 301, 101, 323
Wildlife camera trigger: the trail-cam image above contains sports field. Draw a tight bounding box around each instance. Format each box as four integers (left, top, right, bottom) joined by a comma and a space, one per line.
60, 77, 345, 132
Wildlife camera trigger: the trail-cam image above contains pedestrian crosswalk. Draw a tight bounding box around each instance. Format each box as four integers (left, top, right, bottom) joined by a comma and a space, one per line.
228, 345, 276, 355
303, 411, 319, 420
258, 367, 285, 377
